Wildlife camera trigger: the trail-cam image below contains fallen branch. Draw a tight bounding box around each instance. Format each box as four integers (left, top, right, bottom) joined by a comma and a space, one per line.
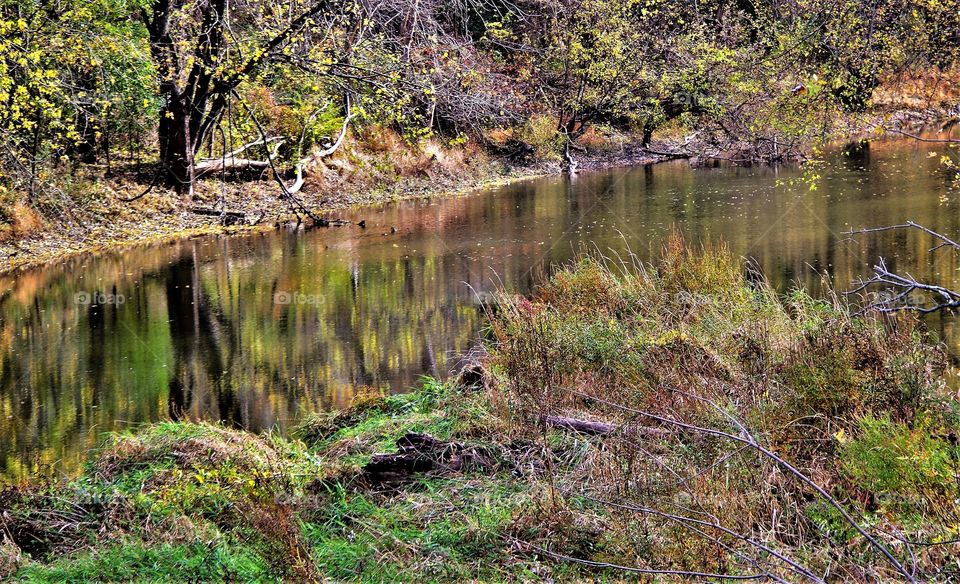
541, 415, 614, 436
230, 89, 319, 222
576, 493, 824, 583
519, 540, 770, 581
642, 146, 692, 159
847, 258, 960, 313
845, 222, 960, 313
284, 95, 355, 195
567, 388, 916, 582
194, 139, 285, 177
844, 221, 960, 252
881, 127, 960, 143
190, 207, 246, 225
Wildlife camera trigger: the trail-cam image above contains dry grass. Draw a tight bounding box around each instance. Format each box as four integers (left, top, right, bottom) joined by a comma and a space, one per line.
91, 422, 286, 483
486, 233, 958, 581
5, 238, 958, 582
0, 202, 44, 242
0, 536, 22, 580
873, 67, 960, 111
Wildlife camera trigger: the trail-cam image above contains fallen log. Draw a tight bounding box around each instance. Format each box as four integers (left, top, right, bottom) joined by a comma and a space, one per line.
194, 157, 272, 177
540, 415, 671, 438
190, 207, 246, 225
541, 415, 614, 436
194, 139, 285, 178
361, 432, 490, 485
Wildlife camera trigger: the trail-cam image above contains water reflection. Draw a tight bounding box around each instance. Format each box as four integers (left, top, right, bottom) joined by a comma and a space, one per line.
1, 137, 959, 480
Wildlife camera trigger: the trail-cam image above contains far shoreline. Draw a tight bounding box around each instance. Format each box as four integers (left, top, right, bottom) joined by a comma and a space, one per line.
0, 145, 671, 277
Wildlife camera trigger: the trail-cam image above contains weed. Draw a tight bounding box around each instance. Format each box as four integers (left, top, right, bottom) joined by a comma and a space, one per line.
6, 238, 958, 582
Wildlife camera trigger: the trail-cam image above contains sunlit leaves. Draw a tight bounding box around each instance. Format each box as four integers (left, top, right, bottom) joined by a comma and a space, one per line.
0, 0, 156, 182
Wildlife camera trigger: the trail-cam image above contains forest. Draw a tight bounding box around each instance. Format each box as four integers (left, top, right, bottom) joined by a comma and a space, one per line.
3, 1, 960, 582
1, 0, 959, 250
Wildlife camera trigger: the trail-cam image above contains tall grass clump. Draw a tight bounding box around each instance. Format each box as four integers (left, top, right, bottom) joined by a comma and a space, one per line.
4, 235, 958, 582
487, 233, 959, 582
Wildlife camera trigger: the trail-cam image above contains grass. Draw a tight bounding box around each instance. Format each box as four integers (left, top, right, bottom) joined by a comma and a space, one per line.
486, 234, 959, 581
2, 235, 959, 581
15, 542, 271, 583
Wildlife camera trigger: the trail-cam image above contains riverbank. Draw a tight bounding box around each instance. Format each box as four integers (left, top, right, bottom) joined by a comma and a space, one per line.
2, 102, 953, 278
0, 135, 671, 276
3, 240, 957, 582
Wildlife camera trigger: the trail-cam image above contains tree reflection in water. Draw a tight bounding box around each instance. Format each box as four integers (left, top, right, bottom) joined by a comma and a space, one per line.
1, 138, 959, 480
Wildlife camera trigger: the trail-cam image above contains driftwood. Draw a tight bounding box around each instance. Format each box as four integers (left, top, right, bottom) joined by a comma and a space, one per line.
190, 207, 246, 225
361, 432, 491, 485
541, 415, 615, 436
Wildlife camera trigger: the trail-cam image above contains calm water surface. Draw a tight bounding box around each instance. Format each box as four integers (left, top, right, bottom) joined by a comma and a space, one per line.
2, 138, 959, 480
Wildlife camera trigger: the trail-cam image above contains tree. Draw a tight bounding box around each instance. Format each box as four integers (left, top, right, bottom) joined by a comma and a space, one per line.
143, 0, 357, 194
0, 0, 154, 206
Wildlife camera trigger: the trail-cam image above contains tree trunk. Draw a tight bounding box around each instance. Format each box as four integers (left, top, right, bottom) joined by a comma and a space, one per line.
159, 87, 195, 196
148, 0, 195, 194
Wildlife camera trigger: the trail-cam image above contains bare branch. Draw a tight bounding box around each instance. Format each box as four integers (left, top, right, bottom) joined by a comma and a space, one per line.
517, 539, 771, 581
844, 221, 960, 252
566, 388, 916, 582
845, 223, 960, 313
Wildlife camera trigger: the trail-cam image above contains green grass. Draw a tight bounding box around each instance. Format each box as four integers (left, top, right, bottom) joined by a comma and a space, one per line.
14, 542, 270, 583
4, 238, 959, 582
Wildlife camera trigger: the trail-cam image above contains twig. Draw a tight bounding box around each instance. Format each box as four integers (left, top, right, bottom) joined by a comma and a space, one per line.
575, 493, 825, 583
843, 221, 960, 252
567, 388, 916, 582
519, 539, 770, 580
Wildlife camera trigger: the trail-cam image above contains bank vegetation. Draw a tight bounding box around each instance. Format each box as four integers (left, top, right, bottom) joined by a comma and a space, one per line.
2, 236, 958, 581
2, 0, 960, 267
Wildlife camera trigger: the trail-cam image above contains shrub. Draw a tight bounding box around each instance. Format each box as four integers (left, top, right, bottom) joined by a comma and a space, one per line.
488, 237, 956, 580
842, 415, 960, 518
521, 114, 563, 160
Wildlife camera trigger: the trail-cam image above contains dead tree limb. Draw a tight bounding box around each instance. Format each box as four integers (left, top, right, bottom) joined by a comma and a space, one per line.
575, 493, 823, 583
880, 127, 960, 144
191, 207, 245, 225
229, 89, 318, 222
197, 94, 352, 199
284, 94, 354, 195
845, 223, 960, 313
566, 388, 916, 582
541, 415, 615, 436
194, 139, 285, 177
518, 540, 770, 581
848, 258, 960, 313
194, 136, 285, 177
844, 221, 960, 253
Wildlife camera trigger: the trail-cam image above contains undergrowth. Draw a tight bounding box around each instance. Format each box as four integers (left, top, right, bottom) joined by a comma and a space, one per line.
2, 236, 958, 582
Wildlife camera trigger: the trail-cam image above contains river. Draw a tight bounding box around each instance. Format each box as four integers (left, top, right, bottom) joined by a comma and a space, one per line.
2, 137, 959, 480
